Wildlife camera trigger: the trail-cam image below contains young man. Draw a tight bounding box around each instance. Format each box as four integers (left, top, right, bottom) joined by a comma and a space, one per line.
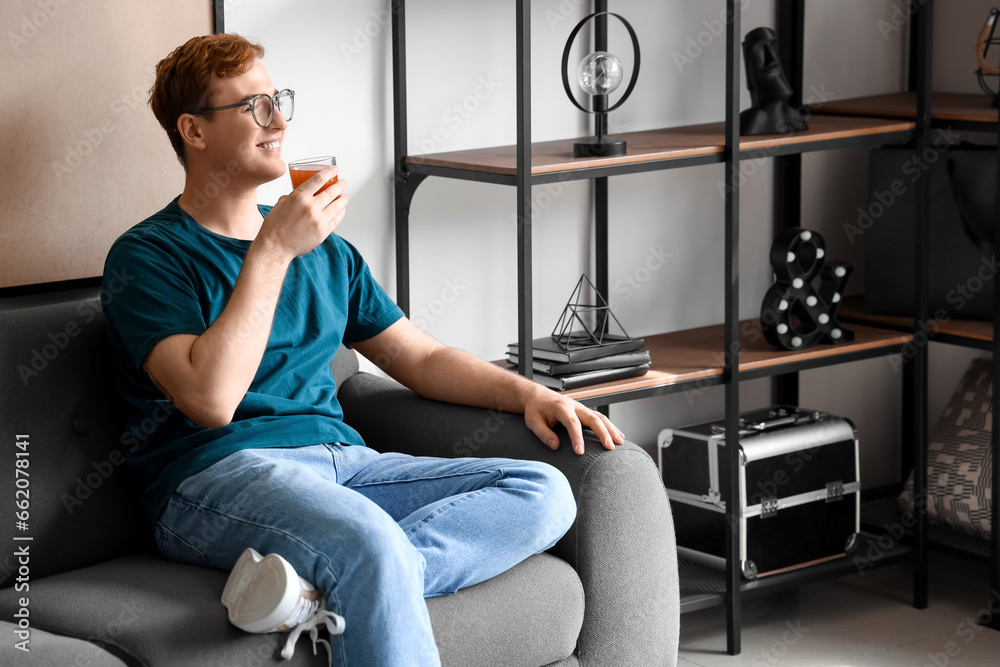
102, 34, 624, 666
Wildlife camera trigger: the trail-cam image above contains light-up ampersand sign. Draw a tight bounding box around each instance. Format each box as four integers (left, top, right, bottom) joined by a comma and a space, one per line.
760, 228, 854, 351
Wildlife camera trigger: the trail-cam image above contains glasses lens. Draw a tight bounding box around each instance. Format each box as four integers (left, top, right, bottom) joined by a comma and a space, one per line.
251, 95, 274, 127
275, 90, 294, 123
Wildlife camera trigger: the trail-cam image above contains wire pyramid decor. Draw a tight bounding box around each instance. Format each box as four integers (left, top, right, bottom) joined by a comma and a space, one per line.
550, 274, 633, 351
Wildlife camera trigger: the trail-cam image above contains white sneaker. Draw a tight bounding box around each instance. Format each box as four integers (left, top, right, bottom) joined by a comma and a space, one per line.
221, 547, 346, 660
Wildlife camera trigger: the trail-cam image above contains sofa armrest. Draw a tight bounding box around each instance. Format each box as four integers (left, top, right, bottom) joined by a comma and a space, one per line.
339, 371, 680, 666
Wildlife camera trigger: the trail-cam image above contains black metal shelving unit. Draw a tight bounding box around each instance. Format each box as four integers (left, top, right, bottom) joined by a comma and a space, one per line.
773, 0, 933, 616
910, 10, 1000, 623
808, 0, 1000, 631
390, 0, 929, 654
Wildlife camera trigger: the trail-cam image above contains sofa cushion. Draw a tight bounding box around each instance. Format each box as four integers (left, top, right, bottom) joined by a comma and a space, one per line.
427, 551, 584, 667
0, 621, 129, 666
0, 298, 150, 588
0, 554, 326, 667
0, 551, 583, 667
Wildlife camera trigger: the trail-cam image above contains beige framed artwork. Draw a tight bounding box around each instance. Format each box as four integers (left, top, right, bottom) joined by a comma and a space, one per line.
1, 1, 214, 288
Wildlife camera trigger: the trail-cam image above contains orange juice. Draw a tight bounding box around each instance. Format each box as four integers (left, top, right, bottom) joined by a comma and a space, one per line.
289, 166, 338, 193
288, 156, 337, 194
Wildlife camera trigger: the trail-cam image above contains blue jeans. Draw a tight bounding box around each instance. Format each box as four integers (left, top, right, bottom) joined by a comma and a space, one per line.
154, 444, 576, 667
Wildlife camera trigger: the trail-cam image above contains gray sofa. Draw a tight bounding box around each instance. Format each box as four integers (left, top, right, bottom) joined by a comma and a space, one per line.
0, 290, 680, 666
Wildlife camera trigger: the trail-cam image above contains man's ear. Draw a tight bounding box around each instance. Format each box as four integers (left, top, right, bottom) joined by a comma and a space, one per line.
176, 114, 208, 153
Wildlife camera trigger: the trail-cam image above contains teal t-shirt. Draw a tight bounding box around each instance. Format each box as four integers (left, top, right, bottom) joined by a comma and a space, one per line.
102, 198, 403, 521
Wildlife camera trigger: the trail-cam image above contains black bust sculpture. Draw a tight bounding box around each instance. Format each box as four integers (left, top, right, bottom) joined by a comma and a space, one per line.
740, 27, 808, 136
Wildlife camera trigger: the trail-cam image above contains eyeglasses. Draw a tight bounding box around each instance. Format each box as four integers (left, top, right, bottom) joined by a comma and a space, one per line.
189, 89, 295, 127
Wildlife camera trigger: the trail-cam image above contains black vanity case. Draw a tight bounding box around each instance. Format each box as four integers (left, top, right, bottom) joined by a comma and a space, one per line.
658, 406, 860, 580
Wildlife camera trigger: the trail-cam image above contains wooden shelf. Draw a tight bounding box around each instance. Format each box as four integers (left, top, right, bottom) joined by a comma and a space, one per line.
813, 91, 999, 126
838, 294, 994, 344
406, 115, 914, 180
496, 320, 913, 403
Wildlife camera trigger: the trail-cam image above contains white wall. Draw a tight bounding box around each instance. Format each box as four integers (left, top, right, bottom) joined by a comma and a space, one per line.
226, 0, 994, 488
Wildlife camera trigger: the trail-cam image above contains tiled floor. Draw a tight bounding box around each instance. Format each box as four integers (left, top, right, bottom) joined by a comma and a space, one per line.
678, 552, 1000, 666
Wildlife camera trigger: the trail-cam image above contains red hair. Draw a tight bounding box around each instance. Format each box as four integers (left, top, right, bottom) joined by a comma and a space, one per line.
149, 34, 265, 167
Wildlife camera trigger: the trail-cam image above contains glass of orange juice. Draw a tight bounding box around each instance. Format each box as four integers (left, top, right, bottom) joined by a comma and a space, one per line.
288, 156, 338, 194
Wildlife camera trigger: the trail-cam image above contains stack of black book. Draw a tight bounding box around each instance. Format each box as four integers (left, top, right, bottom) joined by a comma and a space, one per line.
506, 334, 650, 391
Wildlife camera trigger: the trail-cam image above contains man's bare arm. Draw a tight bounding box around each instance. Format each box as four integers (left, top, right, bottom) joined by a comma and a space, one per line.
352, 318, 625, 455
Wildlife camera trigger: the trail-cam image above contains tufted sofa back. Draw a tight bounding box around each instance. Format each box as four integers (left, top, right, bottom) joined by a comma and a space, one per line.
0, 297, 148, 588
